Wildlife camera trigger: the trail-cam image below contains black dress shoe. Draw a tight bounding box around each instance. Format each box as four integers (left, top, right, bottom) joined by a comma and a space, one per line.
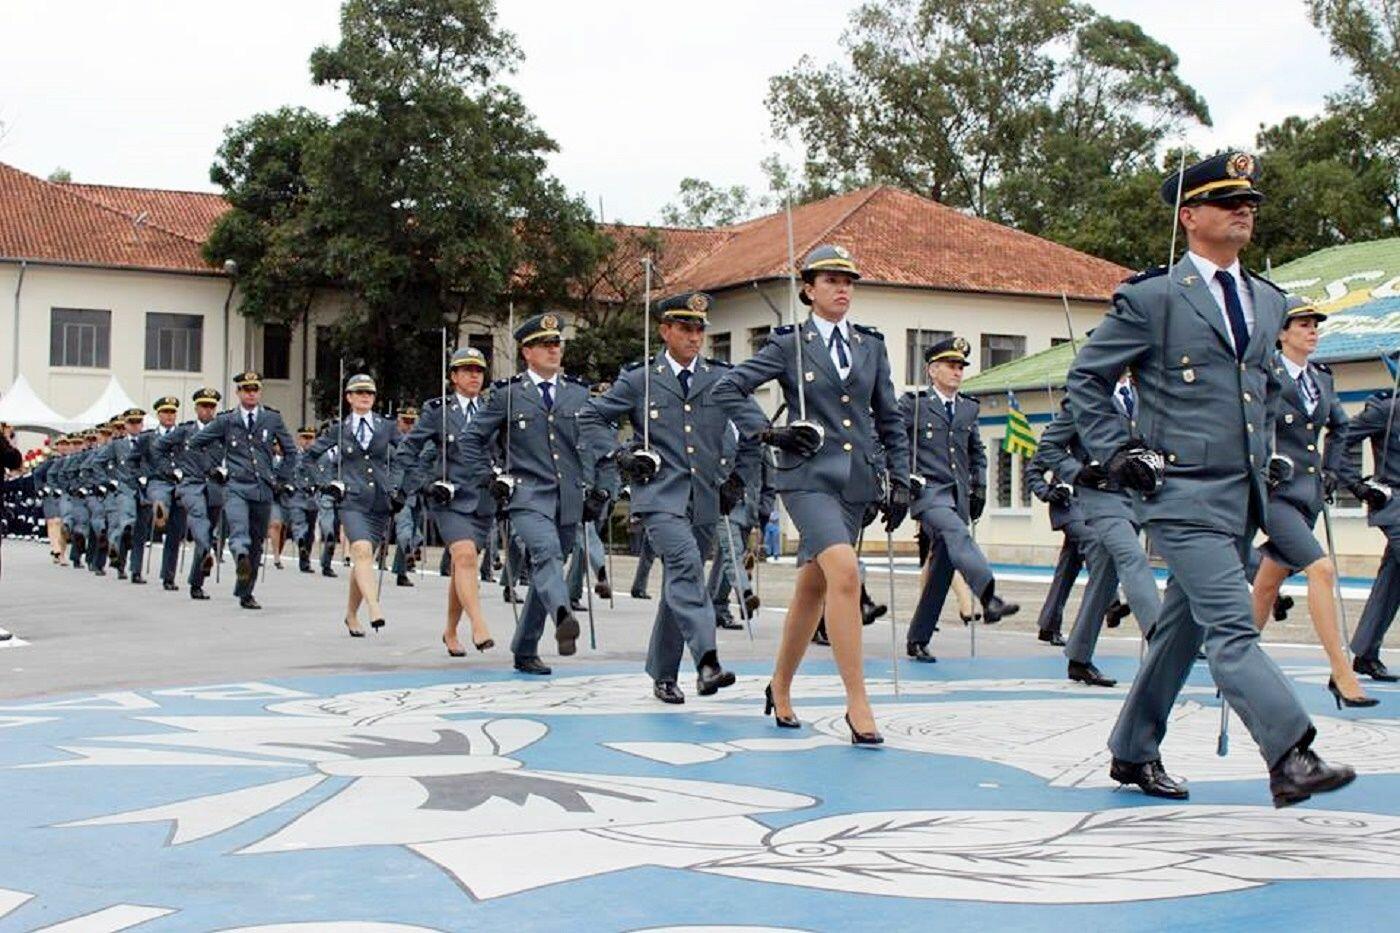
163, 580, 178, 592
93, 568, 106, 577
190, 586, 209, 600
130, 574, 146, 585
631, 588, 651, 599
1104, 599, 1130, 629
653, 680, 686, 704
696, 651, 736, 696
116, 568, 128, 581
300, 559, 314, 573
906, 641, 937, 663
235, 555, 252, 584
555, 610, 581, 656
980, 587, 1019, 623
503, 586, 520, 603
1354, 657, 1400, 682
1109, 758, 1188, 799
716, 616, 744, 630
1269, 743, 1356, 808
570, 598, 586, 612
1272, 593, 1295, 622
322, 566, 337, 578
1038, 629, 1066, 647
239, 596, 262, 610
514, 656, 552, 676
396, 573, 414, 587
595, 580, 612, 600
1068, 660, 1117, 687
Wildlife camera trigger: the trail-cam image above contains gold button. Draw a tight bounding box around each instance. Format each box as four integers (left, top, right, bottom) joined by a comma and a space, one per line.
1307, 423, 1314, 430
684, 425, 692, 433
366, 467, 373, 474
1247, 424, 1254, 432
840, 395, 850, 403
1308, 466, 1316, 474
842, 442, 853, 451
1168, 454, 1177, 463
547, 415, 554, 423
684, 404, 692, 412
549, 433, 555, 441
1181, 355, 1190, 364
686, 445, 696, 454
552, 453, 559, 460
842, 419, 852, 427
1243, 392, 1251, 402
690, 467, 696, 474
1307, 444, 1316, 451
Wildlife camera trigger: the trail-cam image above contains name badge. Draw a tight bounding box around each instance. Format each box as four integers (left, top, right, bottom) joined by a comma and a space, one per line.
1181, 368, 1196, 383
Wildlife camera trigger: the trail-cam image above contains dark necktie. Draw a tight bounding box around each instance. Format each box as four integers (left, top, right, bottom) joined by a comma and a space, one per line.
944, 400, 955, 422
678, 368, 692, 398
1118, 385, 1136, 419
356, 418, 368, 448
464, 399, 476, 421
1298, 370, 1319, 409
246, 411, 255, 434
830, 327, 850, 369
1214, 270, 1249, 360
540, 381, 554, 410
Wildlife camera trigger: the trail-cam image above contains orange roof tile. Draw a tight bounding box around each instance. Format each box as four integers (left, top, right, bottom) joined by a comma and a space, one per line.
62, 182, 231, 244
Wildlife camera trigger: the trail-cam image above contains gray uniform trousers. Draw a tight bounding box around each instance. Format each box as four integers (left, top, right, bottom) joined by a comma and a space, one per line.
1108, 521, 1313, 768
391, 500, 422, 574
708, 511, 752, 621
917, 505, 993, 597
137, 479, 180, 581
1353, 534, 1400, 662
643, 511, 718, 683
567, 520, 606, 601
508, 506, 576, 658
907, 546, 956, 645
1037, 521, 1089, 635
631, 531, 656, 593
84, 496, 108, 569
1065, 517, 1159, 664
225, 494, 271, 598
177, 482, 216, 587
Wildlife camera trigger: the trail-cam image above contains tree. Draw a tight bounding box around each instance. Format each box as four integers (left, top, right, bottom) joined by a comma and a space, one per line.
205, 0, 605, 415
47, 167, 72, 183
659, 178, 759, 227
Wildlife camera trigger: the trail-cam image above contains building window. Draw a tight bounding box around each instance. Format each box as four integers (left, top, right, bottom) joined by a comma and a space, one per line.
996, 448, 1013, 508
50, 308, 111, 368
468, 333, 495, 375
262, 323, 291, 379
709, 332, 731, 363
145, 313, 203, 372
982, 334, 1026, 371
748, 325, 771, 357
906, 328, 952, 384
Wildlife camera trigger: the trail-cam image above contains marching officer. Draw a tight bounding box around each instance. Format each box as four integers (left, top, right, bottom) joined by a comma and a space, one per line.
713, 244, 910, 742
391, 346, 500, 656
130, 396, 186, 588
78, 423, 114, 574
581, 291, 758, 703
156, 387, 226, 599
1024, 450, 1088, 647
389, 406, 427, 587
903, 337, 1019, 661
1035, 378, 1159, 687
462, 315, 595, 674
99, 408, 148, 581
1066, 150, 1353, 807
309, 373, 399, 636
188, 371, 296, 609
285, 427, 322, 573
32, 435, 69, 563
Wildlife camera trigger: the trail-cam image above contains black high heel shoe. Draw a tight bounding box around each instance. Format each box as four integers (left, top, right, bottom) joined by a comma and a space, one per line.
474, 636, 495, 652
344, 616, 365, 638
1329, 678, 1379, 709
371, 618, 386, 632
442, 635, 466, 658
845, 713, 884, 746
764, 683, 800, 729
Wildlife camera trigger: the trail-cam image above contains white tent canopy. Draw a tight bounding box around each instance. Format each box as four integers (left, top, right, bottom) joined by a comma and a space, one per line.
0, 375, 84, 433
70, 375, 141, 426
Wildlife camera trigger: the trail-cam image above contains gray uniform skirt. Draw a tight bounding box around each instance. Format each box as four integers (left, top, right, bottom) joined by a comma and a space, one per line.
341, 507, 389, 546
42, 496, 62, 520
432, 506, 492, 550
784, 490, 867, 564
1260, 499, 1325, 573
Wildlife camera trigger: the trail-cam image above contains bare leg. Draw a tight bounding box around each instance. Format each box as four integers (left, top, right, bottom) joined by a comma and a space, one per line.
269, 521, 285, 565
444, 568, 465, 653
1251, 555, 1289, 630
47, 518, 64, 559
814, 543, 875, 734
770, 559, 828, 719
348, 539, 382, 621
1302, 557, 1369, 699
951, 571, 975, 619
449, 540, 492, 648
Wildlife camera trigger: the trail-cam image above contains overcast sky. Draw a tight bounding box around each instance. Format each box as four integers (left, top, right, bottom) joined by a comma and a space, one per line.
1, 0, 1354, 225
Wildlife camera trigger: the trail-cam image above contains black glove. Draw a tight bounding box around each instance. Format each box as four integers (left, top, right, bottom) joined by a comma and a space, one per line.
1105, 442, 1164, 493
490, 471, 516, 506
861, 502, 881, 527
1266, 454, 1294, 490
761, 423, 823, 458
968, 488, 986, 522
137, 475, 149, 489
1047, 483, 1074, 508
718, 474, 745, 514
1074, 462, 1112, 490
388, 487, 408, 512
321, 480, 346, 503
74, 486, 88, 499
279, 483, 297, 499
1352, 479, 1392, 511
582, 486, 611, 523
615, 445, 660, 485
1323, 470, 1339, 503
207, 466, 229, 485
883, 483, 910, 532
427, 479, 455, 506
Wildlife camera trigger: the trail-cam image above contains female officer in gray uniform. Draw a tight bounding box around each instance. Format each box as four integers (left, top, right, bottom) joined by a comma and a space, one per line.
1252, 299, 1373, 706
714, 244, 909, 744
308, 373, 399, 637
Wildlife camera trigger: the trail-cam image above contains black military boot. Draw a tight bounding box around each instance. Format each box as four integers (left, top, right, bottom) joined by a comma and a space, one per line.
298, 544, 313, 573
980, 582, 1019, 623
1269, 740, 1355, 808
696, 650, 736, 696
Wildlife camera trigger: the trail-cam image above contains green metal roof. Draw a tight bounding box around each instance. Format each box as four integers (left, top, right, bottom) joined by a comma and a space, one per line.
1270, 238, 1400, 304
962, 341, 1077, 395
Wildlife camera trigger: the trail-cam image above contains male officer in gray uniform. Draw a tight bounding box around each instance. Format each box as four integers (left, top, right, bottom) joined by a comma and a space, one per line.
581, 291, 759, 702
1037, 378, 1160, 687
188, 371, 296, 609
95, 409, 147, 580
79, 423, 116, 574
903, 338, 1018, 661
1066, 150, 1353, 807
1339, 369, 1400, 682
130, 396, 185, 588
156, 387, 225, 599
462, 314, 592, 674
1024, 449, 1087, 647
286, 427, 323, 573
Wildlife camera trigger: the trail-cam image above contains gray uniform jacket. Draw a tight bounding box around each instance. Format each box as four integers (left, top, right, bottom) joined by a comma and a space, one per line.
1340, 389, 1400, 527
1025, 439, 1086, 530
308, 414, 400, 515
188, 407, 296, 503
392, 393, 495, 517
579, 353, 763, 524
77, 446, 111, 493
129, 428, 181, 484
1036, 398, 1136, 522
712, 318, 909, 502
1065, 258, 1286, 534
462, 373, 594, 526
1270, 354, 1348, 522
155, 421, 223, 490
900, 390, 985, 521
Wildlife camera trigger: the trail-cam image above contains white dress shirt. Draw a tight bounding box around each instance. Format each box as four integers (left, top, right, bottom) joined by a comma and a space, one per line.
1279, 354, 1317, 414
453, 393, 479, 421
809, 314, 853, 381
1188, 251, 1256, 349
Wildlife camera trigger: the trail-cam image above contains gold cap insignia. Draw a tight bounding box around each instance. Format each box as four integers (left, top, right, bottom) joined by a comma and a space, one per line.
953, 337, 971, 355
686, 292, 710, 313
1226, 153, 1255, 179
541, 314, 559, 331
833, 245, 851, 259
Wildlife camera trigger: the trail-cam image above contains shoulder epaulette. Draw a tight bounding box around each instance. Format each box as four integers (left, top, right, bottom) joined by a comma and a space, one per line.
705, 356, 733, 368
424, 397, 444, 409
491, 378, 512, 389
852, 323, 884, 340
1123, 265, 1167, 285
623, 360, 645, 372
1371, 389, 1395, 402
219, 408, 233, 416
1248, 271, 1286, 296
960, 394, 981, 406
1312, 361, 1333, 374
180, 420, 195, 428
263, 405, 280, 413
563, 373, 589, 387
772, 324, 795, 336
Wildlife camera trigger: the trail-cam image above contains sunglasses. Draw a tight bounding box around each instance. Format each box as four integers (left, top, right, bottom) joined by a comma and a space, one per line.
349, 389, 376, 396
1201, 197, 1258, 212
